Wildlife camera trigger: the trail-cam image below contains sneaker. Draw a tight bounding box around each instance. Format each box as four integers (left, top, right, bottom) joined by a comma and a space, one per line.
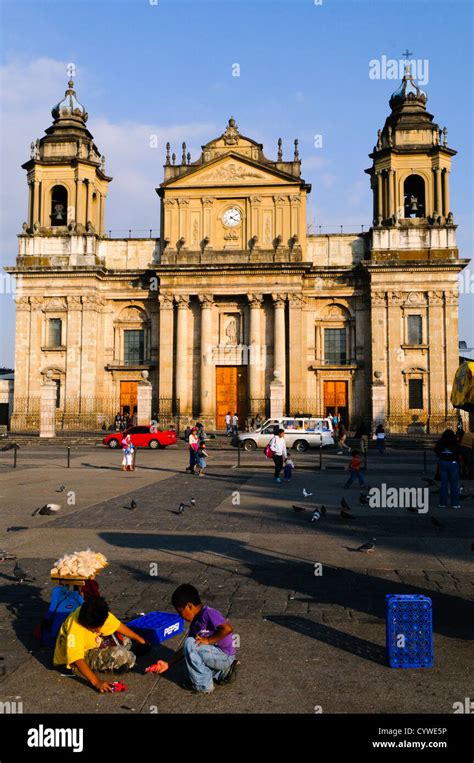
438, 505, 447, 509
452, 505, 461, 509
275, 478, 282, 483
216, 660, 240, 686
181, 680, 213, 694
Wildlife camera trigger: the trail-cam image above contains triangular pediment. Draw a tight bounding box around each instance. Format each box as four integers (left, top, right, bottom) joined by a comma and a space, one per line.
163, 154, 299, 188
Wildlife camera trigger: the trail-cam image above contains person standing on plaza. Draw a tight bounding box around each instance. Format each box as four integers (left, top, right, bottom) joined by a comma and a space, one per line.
196, 422, 207, 446
255, 413, 262, 430
269, 428, 287, 483
121, 433, 135, 472
434, 429, 461, 509
232, 412, 239, 435
283, 456, 294, 483
337, 422, 351, 454
225, 412, 232, 436
355, 420, 370, 453
187, 426, 199, 475
375, 424, 386, 454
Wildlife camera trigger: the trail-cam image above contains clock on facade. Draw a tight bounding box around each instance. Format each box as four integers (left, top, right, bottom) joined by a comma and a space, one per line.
223, 207, 242, 227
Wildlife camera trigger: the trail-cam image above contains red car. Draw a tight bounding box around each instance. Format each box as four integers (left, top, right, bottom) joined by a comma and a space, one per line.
103, 426, 177, 450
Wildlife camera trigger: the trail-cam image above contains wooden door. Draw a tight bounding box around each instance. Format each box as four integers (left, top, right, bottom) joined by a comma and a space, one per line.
120, 381, 138, 416
215, 367, 248, 429
323, 381, 348, 422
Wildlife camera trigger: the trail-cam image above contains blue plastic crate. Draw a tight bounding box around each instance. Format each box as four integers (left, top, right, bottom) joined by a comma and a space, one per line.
126, 611, 185, 645
42, 586, 84, 647
386, 594, 433, 668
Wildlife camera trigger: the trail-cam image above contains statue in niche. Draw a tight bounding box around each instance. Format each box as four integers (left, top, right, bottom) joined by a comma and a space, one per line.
225, 317, 238, 345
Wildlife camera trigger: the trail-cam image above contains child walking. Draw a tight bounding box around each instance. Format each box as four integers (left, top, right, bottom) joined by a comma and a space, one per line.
195, 444, 209, 477
283, 457, 294, 482
344, 449, 367, 488
121, 433, 135, 471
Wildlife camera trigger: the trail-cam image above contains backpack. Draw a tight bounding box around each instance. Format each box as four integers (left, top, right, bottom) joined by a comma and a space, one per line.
265, 437, 275, 459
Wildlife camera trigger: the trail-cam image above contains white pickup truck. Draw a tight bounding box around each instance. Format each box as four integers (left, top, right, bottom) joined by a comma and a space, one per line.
237, 416, 335, 452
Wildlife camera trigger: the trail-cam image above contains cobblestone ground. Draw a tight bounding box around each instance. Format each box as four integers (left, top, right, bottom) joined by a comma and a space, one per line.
0, 443, 473, 714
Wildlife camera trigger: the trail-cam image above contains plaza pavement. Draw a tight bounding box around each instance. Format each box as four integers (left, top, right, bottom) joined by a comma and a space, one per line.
0, 441, 473, 714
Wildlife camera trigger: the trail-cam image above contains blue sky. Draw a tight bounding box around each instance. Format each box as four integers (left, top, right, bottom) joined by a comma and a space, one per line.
1, 0, 472, 365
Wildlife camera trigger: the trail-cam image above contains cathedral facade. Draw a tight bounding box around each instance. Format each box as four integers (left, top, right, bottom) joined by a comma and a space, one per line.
6, 69, 468, 432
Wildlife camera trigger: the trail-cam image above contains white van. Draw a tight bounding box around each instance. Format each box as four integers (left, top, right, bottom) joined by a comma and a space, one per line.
238, 416, 335, 452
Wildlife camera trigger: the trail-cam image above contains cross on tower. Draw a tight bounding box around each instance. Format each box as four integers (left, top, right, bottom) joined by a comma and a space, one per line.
402, 49, 413, 60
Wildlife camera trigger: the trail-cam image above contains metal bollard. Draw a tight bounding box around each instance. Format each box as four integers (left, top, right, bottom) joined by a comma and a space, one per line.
67, 446, 71, 468
13, 446, 17, 468
319, 444, 322, 470
364, 446, 367, 471
237, 439, 241, 468
423, 448, 427, 474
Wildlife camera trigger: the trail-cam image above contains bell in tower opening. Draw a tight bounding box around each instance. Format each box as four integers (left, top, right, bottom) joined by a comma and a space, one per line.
51, 185, 68, 225
403, 175, 425, 218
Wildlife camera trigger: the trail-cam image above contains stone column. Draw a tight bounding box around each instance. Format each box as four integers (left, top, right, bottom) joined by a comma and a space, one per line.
27, 181, 33, 228
248, 293, 263, 414
371, 372, 386, 428
80, 296, 101, 398
65, 295, 83, 400
40, 370, 57, 438
33, 180, 40, 224
272, 294, 286, 404
434, 168, 442, 217
442, 169, 450, 217
388, 170, 394, 217
288, 294, 305, 408
376, 171, 383, 222
158, 294, 174, 399
137, 370, 152, 426
99, 194, 106, 234
175, 295, 190, 416
427, 291, 445, 427
270, 370, 285, 419
199, 294, 214, 419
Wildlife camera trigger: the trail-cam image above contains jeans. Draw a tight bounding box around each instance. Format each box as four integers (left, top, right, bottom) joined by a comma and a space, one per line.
344, 468, 366, 488
183, 637, 235, 693
226, 424, 231, 435
188, 448, 197, 472
376, 438, 385, 454
273, 454, 283, 479
439, 460, 460, 507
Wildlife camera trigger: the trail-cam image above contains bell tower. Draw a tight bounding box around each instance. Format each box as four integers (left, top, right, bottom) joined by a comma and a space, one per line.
22, 79, 112, 236
366, 63, 457, 261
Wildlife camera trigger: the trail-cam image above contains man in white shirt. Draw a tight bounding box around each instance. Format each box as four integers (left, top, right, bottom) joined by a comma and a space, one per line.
232, 413, 239, 435
225, 412, 231, 436
269, 428, 287, 483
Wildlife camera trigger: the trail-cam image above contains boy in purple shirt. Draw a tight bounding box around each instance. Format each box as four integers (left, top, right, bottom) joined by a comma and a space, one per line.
150, 584, 239, 694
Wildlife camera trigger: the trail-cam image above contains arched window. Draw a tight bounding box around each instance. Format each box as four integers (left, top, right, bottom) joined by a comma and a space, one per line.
403, 175, 425, 218
51, 185, 68, 226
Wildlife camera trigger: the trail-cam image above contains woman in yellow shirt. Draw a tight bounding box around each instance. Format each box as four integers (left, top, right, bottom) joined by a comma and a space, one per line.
54, 596, 149, 693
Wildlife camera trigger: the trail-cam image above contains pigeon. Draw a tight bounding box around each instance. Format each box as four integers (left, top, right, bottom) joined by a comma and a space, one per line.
56, 485, 66, 493
303, 489, 313, 498
320, 505, 326, 516
292, 505, 307, 512
359, 493, 370, 505
32, 503, 61, 517
341, 497, 351, 511
311, 510, 321, 522
356, 538, 376, 553
0, 550, 16, 562
130, 500, 137, 509
190, 498, 196, 506
178, 502, 186, 514
431, 516, 445, 529
13, 561, 35, 582
422, 477, 436, 487
0, 443, 19, 452
340, 509, 356, 521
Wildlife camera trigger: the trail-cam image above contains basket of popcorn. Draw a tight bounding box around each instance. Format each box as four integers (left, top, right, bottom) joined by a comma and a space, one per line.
50, 549, 108, 588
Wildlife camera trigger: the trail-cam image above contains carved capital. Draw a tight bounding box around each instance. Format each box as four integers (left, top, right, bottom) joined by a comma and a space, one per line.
387, 291, 403, 305
370, 291, 386, 306
29, 297, 44, 310
445, 290, 458, 305
273, 195, 287, 204
67, 295, 82, 310
177, 198, 189, 206
428, 290, 443, 305
288, 293, 306, 308
15, 296, 31, 311
158, 293, 174, 309
271, 293, 287, 307
201, 197, 215, 206
198, 294, 214, 308
247, 293, 264, 307
162, 198, 176, 206
176, 295, 190, 309
289, 195, 301, 204
82, 294, 105, 311
249, 196, 262, 204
